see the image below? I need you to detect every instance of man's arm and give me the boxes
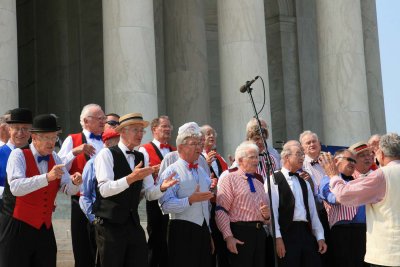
[79,160,96,223]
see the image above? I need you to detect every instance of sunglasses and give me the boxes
[336,156,357,164]
[106,120,119,126]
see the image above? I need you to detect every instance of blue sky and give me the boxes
[377,0,400,134]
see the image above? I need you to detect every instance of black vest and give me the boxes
[274,171,311,234]
[94,146,144,224]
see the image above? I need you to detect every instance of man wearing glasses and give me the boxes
[319,149,367,267]
[0,114,82,266]
[105,113,120,130]
[0,108,33,207]
[58,103,106,267]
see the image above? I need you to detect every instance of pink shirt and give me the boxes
[216,168,268,239]
[328,161,400,206]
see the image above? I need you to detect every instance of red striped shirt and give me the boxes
[216,168,268,239]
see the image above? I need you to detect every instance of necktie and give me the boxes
[38,155,50,163]
[288,172,300,178]
[188,163,198,170]
[310,159,319,166]
[160,143,170,149]
[89,133,102,140]
[245,173,256,193]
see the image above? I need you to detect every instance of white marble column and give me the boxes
[103,0,158,130]
[0,0,18,113]
[218,0,271,156]
[316,0,371,146]
[164,0,211,134]
[361,0,386,134]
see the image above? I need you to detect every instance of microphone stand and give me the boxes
[246,86,278,267]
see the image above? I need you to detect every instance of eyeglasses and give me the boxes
[125,128,146,134]
[36,135,59,143]
[106,120,119,126]
[184,142,203,147]
[246,155,259,160]
[10,126,31,133]
[336,157,357,164]
[290,152,305,158]
[88,115,107,121]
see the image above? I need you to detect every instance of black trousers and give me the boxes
[318,208,330,267]
[0,213,57,267]
[228,222,267,267]
[329,224,369,267]
[278,222,321,267]
[95,218,148,267]
[71,195,95,267]
[168,219,212,267]
[210,202,229,267]
[146,200,169,267]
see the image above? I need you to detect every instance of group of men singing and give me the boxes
[0,104,399,267]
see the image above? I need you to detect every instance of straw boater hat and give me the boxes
[115,113,149,132]
[349,141,370,155]
[29,114,61,133]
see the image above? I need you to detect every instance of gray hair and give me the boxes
[0,116,8,125]
[246,117,267,133]
[200,124,217,137]
[379,133,400,158]
[281,141,301,163]
[176,122,202,146]
[368,134,381,145]
[235,141,259,163]
[299,130,319,144]
[79,104,102,128]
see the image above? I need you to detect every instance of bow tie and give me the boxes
[245,173,256,193]
[126,150,135,155]
[310,159,319,166]
[38,155,50,163]
[188,163,198,170]
[341,174,354,181]
[89,133,102,140]
[160,143,170,149]
[288,172,300,178]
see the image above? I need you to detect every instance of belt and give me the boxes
[231,221,264,229]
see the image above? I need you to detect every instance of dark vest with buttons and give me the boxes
[1,147,59,229]
[274,171,311,234]
[94,146,144,225]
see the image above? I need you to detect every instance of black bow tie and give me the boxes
[310,159,319,166]
[288,172,300,178]
[341,174,354,181]
[126,150,135,155]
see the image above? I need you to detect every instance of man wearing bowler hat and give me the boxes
[0,108,33,207]
[0,114,82,267]
[94,113,177,267]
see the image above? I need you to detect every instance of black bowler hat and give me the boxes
[7,108,33,124]
[30,114,62,133]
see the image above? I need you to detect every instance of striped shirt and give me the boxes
[303,154,326,193]
[319,174,359,227]
[258,147,281,179]
[216,168,268,239]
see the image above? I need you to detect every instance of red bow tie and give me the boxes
[160,143,170,149]
[188,163,198,170]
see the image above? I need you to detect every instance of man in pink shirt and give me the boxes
[320,133,400,267]
[216,141,270,267]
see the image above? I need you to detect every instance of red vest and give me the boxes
[13,149,60,229]
[69,133,87,175]
[141,142,176,166]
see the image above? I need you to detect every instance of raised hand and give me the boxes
[206,150,217,166]
[319,152,339,178]
[188,185,214,205]
[160,172,178,192]
[71,172,83,185]
[72,143,96,157]
[47,164,65,182]
[126,161,154,185]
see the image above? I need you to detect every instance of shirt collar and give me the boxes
[118,141,135,155]
[152,139,161,148]
[281,167,294,180]
[30,143,51,158]
[6,141,16,150]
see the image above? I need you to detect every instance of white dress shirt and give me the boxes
[6,143,80,196]
[94,141,163,200]
[58,129,104,171]
[267,167,324,240]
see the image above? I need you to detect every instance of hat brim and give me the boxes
[7,120,33,124]
[353,147,371,155]
[115,120,149,132]
[30,126,62,133]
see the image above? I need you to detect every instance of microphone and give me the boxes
[239,76,260,93]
